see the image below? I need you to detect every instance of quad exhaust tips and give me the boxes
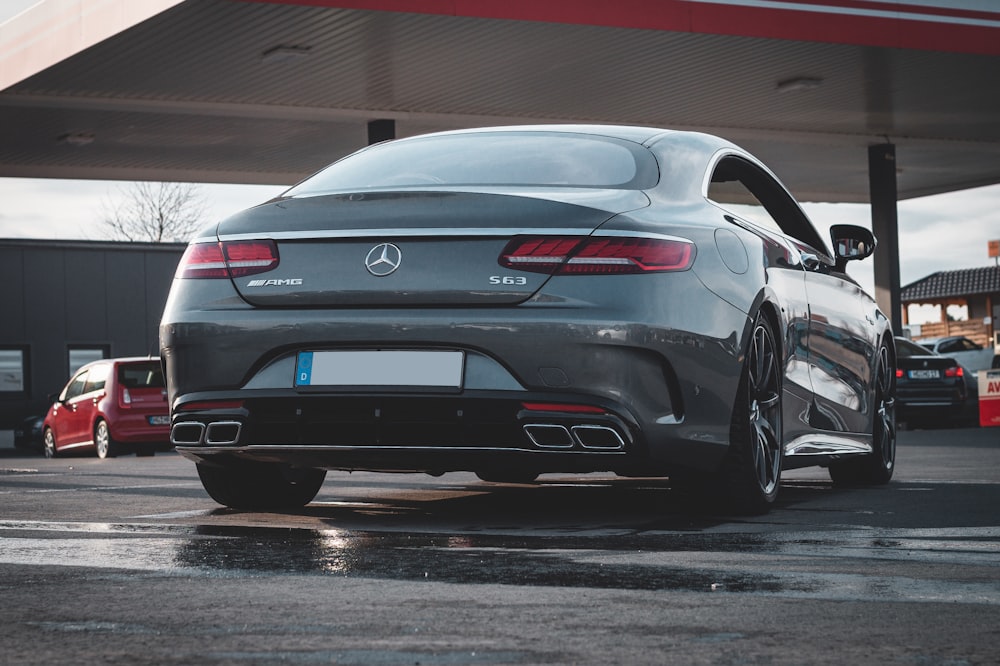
[171,418,622,450]
[170,420,242,446]
[523,423,625,450]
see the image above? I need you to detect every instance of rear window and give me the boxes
[118,362,164,389]
[939,338,980,353]
[896,339,933,358]
[286,132,658,195]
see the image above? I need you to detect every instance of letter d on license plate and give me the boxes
[295,350,464,388]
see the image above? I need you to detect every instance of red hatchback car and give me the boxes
[43,357,171,458]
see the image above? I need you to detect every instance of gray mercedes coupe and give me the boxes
[160,125,896,514]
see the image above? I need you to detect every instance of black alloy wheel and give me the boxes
[830,341,896,485]
[722,313,783,514]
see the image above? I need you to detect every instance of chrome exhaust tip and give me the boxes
[205,421,242,446]
[523,424,574,449]
[170,422,205,446]
[571,425,625,450]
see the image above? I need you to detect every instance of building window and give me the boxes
[68,346,109,375]
[0,347,28,394]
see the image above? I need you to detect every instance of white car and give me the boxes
[918,336,997,375]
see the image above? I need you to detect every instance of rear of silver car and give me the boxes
[159,128,752,509]
[161,199,739,467]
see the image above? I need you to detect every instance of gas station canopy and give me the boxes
[3,0,1000,334]
[1,0,999,203]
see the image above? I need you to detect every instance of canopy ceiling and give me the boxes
[1,0,999,203]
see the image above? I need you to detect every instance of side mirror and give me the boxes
[830,224,876,271]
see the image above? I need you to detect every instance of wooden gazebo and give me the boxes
[901,266,1000,348]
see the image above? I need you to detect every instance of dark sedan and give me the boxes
[13,415,44,452]
[895,337,977,426]
[160,125,895,514]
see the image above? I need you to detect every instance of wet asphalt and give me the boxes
[1,426,998,664]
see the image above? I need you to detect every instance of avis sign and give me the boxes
[980,370,1000,427]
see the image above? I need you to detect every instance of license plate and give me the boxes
[295,350,464,388]
[148,415,170,425]
[908,369,940,379]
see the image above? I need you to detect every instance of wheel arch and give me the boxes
[739,290,785,363]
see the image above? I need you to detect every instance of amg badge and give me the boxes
[246,278,304,287]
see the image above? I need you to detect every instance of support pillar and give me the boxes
[869,143,902,335]
[368,119,395,145]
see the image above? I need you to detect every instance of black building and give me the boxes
[0,239,184,428]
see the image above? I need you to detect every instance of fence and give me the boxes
[910,320,991,348]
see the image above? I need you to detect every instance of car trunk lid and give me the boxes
[217,190,648,307]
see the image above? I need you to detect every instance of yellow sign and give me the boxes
[990,239,1000,258]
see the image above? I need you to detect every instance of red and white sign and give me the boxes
[980,370,1000,428]
[243,0,1000,56]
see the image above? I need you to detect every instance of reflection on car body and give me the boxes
[160,125,896,514]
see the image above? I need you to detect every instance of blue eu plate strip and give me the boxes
[296,351,313,386]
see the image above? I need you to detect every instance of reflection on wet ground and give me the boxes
[3,453,1000,608]
[2,516,999,604]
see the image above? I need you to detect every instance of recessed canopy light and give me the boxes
[776,76,824,93]
[57,132,95,146]
[261,45,312,63]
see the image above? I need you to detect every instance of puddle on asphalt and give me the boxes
[3,520,1000,603]
[0,523,798,594]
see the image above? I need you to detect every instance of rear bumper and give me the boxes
[169,390,668,475]
[107,411,171,443]
[161,273,748,474]
[896,385,967,411]
[168,386,732,476]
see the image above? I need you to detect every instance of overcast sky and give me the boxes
[1,176,997,299]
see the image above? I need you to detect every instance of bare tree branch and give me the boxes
[101,182,207,242]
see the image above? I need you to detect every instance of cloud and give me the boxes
[801,183,1000,290]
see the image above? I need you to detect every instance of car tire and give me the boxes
[94,420,118,459]
[718,312,783,515]
[43,427,57,459]
[475,469,539,484]
[196,461,327,510]
[829,340,896,486]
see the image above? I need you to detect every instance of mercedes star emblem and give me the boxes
[365,242,402,277]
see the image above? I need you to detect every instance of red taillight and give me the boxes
[224,240,280,277]
[176,243,228,279]
[176,241,279,279]
[499,236,694,274]
[502,238,581,273]
[895,369,904,378]
[521,402,607,414]
[944,366,964,378]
